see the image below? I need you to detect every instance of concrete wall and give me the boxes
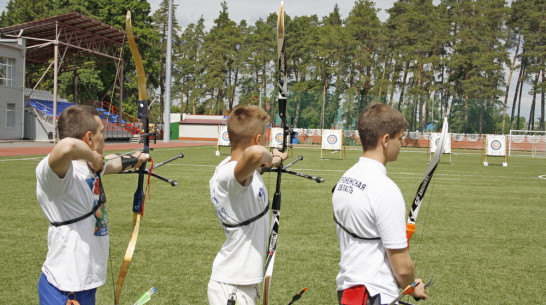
[24,111,52,141]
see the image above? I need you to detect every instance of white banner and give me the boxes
[217,125,230,146]
[430,132,452,154]
[486,135,506,156]
[321,129,343,150]
[270,127,284,149]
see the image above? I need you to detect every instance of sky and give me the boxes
[0,0,399,26]
[149,0,397,29]
[0,0,534,122]
[149,0,531,123]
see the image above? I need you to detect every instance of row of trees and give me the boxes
[1,0,544,134]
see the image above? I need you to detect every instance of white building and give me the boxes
[0,38,25,140]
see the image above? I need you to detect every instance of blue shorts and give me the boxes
[38,273,97,305]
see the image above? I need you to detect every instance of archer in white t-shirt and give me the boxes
[36,105,149,305]
[208,105,286,305]
[332,103,428,305]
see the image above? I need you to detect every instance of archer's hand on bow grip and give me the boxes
[410,279,428,301]
[133,152,151,168]
[271,149,288,168]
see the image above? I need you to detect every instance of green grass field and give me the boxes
[1,145,544,304]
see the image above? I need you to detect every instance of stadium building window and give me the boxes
[0,56,15,87]
[7,103,15,128]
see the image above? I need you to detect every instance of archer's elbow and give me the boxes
[386,247,416,286]
[394,262,415,278]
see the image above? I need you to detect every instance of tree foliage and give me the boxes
[1,0,544,132]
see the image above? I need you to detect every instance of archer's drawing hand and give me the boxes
[133,152,151,168]
[89,150,105,173]
[411,278,428,301]
[271,149,288,167]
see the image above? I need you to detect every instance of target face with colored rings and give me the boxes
[327,135,338,144]
[275,133,283,142]
[222,132,229,141]
[490,140,502,150]
[435,138,440,146]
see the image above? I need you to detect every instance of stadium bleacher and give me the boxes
[28,99,74,116]
[25,90,136,141]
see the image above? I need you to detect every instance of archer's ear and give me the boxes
[83,131,94,148]
[254,133,263,145]
[380,133,390,148]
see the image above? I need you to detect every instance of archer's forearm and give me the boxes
[386,247,416,289]
[104,153,149,175]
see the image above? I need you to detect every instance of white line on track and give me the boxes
[168,164,543,180]
[168,164,215,168]
[0,157,42,162]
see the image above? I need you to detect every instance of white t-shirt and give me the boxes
[332,157,407,304]
[209,157,269,285]
[36,155,109,291]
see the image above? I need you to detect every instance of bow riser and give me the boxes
[134,99,149,214]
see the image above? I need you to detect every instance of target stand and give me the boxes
[482,134,508,166]
[428,132,452,164]
[320,129,345,160]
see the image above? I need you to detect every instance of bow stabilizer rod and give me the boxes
[120,153,184,186]
[262,165,324,183]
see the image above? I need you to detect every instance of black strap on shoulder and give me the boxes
[50,204,101,227]
[333,213,381,241]
[222,204,270,228]
[50,175,106,227]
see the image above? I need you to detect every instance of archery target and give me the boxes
[490,140,502,150]
[270,127,284,148]
[218,126,230,146]
[430,133,451,154]
[322,129,343,150]
[486,135,506,156]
